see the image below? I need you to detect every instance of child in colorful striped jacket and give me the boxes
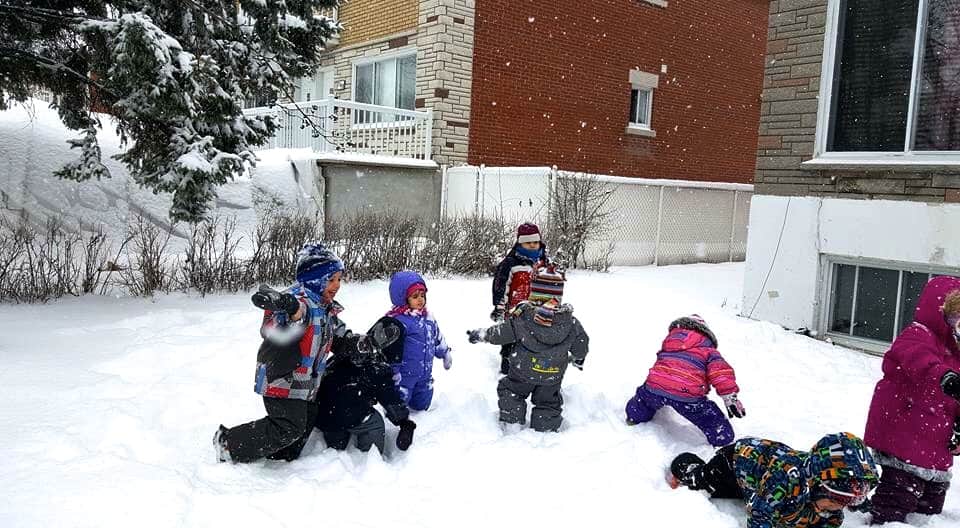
[625,314,745,446]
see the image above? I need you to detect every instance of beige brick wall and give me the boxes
[319,0,476,166]
[756,0,960,203]
[339,0,418,46]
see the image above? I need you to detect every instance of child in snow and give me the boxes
[669,432,879,528]
[864,275,960,524]
[467,266,588,432]
[491,222,550,374]
[625,315,744,447]
[386,270,452,411]
[213,242,364,463]
[314,317,417,454]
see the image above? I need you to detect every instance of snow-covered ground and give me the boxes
[1,263,957,527]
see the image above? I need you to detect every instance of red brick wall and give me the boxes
[467,0,767,184]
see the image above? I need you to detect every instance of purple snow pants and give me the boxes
[870,464,950,524]
[625,385,734,447]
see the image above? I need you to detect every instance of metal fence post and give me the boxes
[475,164,485,216]
[654,185,665,266]
[729,190,739,262]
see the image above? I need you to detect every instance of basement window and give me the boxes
[626,69,659,137]
[823,257,959,352]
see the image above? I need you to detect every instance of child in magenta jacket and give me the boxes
[625,315,745,446]
[864,275,960,524]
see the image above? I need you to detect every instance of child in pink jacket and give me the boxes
[625,315,745,446]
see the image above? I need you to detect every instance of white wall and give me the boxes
[742,195,960,332]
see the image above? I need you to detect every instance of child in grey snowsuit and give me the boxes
[467,266,588,432]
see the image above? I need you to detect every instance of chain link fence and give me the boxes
[443,166,752,266]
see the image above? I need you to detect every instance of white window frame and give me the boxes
[626,69,658,137]
[629,88,654,129]
[351,47,417,107]
[817,254,960,354]
[808,0,960,168]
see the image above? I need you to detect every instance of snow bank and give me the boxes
[0,101,320,251]
[1,263,955,527]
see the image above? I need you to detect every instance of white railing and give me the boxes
[243,99,433,161]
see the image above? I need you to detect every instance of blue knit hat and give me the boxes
[295,242,344,298]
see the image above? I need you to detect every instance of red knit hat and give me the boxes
[517,222,541,244]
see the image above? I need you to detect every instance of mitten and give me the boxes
[466,329,485,344]
[251,285,300,316]
[722,393,746,419]
[443,350,453,370]
[490,307,505,322]
[949,418,960,456]
[396,419,416,451]
[570,357,585,370]
[941,371,960,401]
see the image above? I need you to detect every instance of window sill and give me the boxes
[625,125,656,138]
[642,0,668,7]
[823,332,888,356]
[802,153,960,171]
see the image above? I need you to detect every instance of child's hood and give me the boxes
[517,304,576,345]
[913,275,960,351]
[389,270,426,307]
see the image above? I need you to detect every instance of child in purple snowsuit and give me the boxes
[864,275,960,524]
[386,270,452,411]
[625,315,745,446]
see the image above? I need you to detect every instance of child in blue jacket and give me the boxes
[386,270,452,410]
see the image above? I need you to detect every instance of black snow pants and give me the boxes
[497,376,563,432]
[225,397,318,463]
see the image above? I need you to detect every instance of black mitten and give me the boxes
[941,371,960,401]
[396,419,417,451]
[466,329,485,344]
[251,285,300,316]
[949,417,960,456]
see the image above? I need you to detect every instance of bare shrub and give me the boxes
[324,210,423,281]
[546,173,616,270]
[178,216,249,295]
[118,215,175,297]
[80,224,112,295]
[423,213,512,276]
[0,215,91,302]
[247,212,322,286]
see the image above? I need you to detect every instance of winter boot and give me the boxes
[213,424,231,463]
[669,452,706,489]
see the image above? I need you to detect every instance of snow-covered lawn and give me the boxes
[1,263,956,527]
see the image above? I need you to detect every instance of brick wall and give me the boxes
[338,0,418,46]
[319,0,475,166]
[756,0,960,203]
[466,0,768,184]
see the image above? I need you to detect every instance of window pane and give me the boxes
[828,0,919,151]
[375,59,397,107]
[898,271,929,333]
[398,55,417,110]
[630,89,649,126]
[830,263,856,334]
[913,0,960,151]
[853,266,899,341]
[356,64,374,104]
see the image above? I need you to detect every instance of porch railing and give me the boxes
[243,99,433,161]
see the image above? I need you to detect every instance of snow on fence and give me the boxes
[443,166,752,266]
[243,99,433,161]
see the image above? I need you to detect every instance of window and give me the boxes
[354,53,416,110]
[824,258,959,349]
[627,69,659,136]
[819,0,960,157]
[629,88,653,128]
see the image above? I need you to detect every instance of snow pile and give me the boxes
[1,263,956,527]
[0,101,320,249]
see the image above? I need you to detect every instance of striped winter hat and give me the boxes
[517,222,541,244]
[529,265,565,305]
